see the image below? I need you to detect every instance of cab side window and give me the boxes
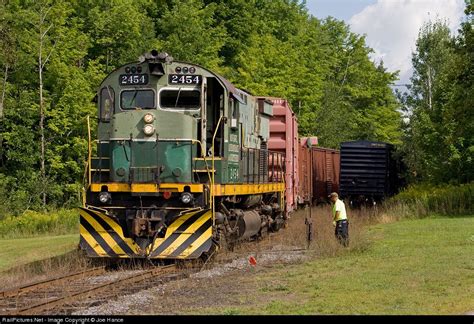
[100,87,115,122]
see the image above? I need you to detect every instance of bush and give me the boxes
[0,209,79,238]
[383,182,474,219]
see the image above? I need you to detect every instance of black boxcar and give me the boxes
[339,140,399,204]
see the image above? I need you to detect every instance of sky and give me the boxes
[306,0,466,86]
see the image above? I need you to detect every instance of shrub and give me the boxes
[0,209,79,238]
[383,182,474,219]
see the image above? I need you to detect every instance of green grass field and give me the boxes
[0,234,79,272]
[206,216,474,315]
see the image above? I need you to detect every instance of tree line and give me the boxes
[0,0,471,215]
[400,1,473,185]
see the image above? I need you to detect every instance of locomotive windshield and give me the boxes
[160,89,200,109]
[120,89,155,109]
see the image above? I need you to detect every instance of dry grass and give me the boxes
[213,204,379,264]
[0,250,94,291]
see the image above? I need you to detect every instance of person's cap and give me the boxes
[328,192,338,198]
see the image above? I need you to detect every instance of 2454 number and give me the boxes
[169,74,202,85]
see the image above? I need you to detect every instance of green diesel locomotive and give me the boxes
[80,50,286,260]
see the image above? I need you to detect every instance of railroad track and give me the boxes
[0,264,182,315]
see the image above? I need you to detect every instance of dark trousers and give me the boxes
[335,220,349,247]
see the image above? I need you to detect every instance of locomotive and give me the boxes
[80,50,287,260]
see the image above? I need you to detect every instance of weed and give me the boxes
[0,209,78,238]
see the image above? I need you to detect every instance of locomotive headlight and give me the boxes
[99,191,111,204]
[143,113,155,124]
[143,124,155,136]
[180,192,193,204]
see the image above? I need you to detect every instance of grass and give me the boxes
[0,234,79,273]
[189,215,474,315]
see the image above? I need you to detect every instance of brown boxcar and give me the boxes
[266,97,299,214]
[297,137,318,205]
[312,147,340,204]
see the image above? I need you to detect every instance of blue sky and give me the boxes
[304,0,465,86]
[306,0,376,21]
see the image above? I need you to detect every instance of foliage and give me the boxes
[156,0,226,71]
[400,5,473,184]
[384,182,474,218]
[0,209,78,238]
[0,0,469,217]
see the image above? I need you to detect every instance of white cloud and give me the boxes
[348,0,465,85]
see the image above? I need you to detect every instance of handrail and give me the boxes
[210,115,225,226]
[82,161,88,207]
[87,116,92,187]
[192,139,213,208]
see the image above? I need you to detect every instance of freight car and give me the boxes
[265,98,299,214]
[311,147,340,204]
[339,140,399,205]
[294,140,340,206]
[81,51,288,260]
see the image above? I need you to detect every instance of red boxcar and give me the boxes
[312,147,340,204]
[266,98,299,214]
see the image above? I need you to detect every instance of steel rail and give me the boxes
[0,267,106,299]
[2,264,177,315]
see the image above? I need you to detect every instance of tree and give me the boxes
[401,15,472,184]
[445,0,474,183]
[155,0,226,70]
[0,0,409,215]
[86,0,156,72]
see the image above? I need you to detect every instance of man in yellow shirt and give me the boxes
[329,192,349,247]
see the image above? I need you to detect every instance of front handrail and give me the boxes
[87,116,92,187]
[192,139,212,208]
[210,116,225,225]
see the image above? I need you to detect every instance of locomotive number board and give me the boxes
[169,74,202,85]
[119,74,149,85]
